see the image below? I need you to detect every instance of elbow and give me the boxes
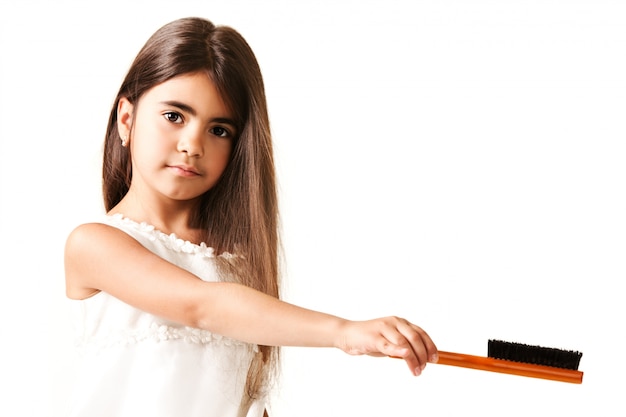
[178,285,220,332]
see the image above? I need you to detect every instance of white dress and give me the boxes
[66,214,266,417]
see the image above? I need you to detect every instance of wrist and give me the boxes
[330,317,351,351]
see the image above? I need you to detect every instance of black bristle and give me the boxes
[488,339,582,370]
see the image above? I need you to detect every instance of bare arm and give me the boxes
[65,223,438,375]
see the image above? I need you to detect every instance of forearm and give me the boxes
[195,281,347,347]
[194,283,440,377]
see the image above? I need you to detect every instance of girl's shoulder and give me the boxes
[67,214,231,259]
[64,215,225,300]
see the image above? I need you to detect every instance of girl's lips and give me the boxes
[168,165,200,177]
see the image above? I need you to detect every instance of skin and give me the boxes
[64,71,439,376]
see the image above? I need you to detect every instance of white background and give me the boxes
[1,1,624,415]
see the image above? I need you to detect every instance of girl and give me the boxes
[64,17,438,417]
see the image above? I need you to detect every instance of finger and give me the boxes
[387,321,438,375]
[405,323,439,363]
[376,321,425,375]
[398,329,429,375]
[373,334,411,359]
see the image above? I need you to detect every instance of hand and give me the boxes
[335,316,438,376]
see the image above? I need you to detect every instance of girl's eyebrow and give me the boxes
[160,100,197,115]
[160,100,236,126]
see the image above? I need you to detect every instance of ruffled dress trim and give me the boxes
[106,213,236,259]
[77,322,258,352]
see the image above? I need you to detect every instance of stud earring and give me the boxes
[121,135,127,147]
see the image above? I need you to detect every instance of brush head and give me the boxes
[488,339,583,370]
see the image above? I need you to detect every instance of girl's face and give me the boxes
[118,71,236,204]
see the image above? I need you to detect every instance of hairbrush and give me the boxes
[435,339,583,383]
[397,339,583,383]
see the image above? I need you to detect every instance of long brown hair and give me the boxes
[102,17,280,402]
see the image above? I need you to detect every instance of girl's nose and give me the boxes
[177,130,204,157]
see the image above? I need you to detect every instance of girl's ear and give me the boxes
[117,97,134,144]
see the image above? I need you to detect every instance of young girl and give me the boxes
[64,17,438,417]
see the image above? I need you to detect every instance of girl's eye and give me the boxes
[164,112,183,124]
[211,126,230,138]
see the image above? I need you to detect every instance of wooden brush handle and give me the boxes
[436,350,583,384]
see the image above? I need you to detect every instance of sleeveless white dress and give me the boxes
[65,214,267,417]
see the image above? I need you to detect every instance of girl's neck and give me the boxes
[109,193,203,244]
